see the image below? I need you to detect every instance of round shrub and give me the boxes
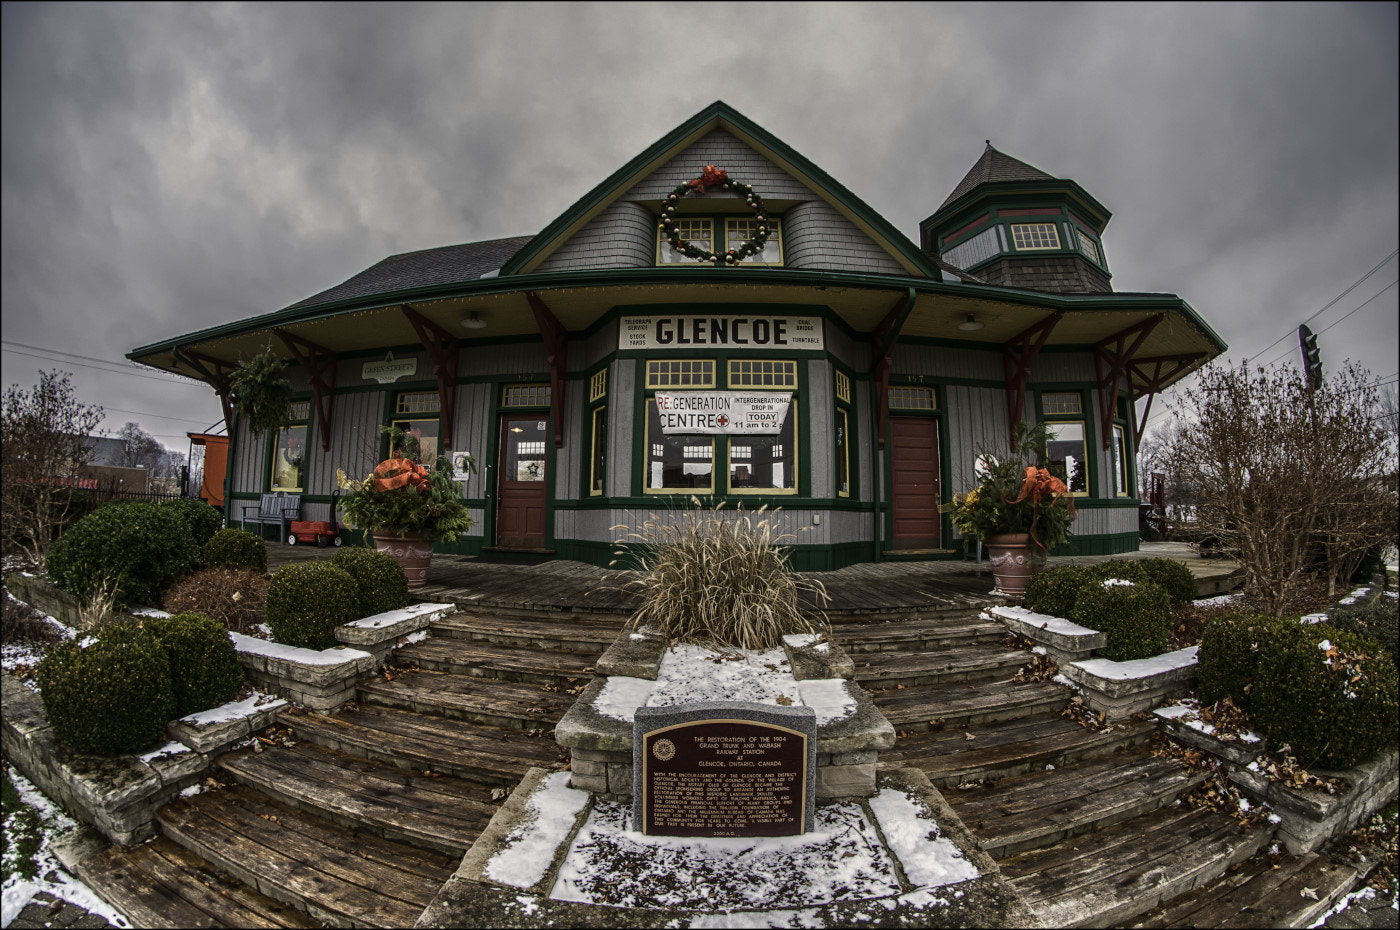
[203,528,267,574]
[45,500,201,609]
[265,561,359,650]
[160,498,224,549]
[1088,558,1197,606]
[332,547,409,618]
[1252,622,1399,770]
[1326,597,1399,668]
[142,611,244,717]
[36,622,176,756]
[1071,578,1171,661]
[1196,610,1291,711]
[1022,565,1097,619]
[164,567,268,636]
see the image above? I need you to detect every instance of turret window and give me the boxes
[1077,230,1101,264]
[1010,223,1061,251]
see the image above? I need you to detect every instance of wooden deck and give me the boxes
[266,541,1242,616]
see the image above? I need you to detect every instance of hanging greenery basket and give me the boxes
[230,347,293,437]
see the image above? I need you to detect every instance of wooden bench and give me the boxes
[240,492,302,543]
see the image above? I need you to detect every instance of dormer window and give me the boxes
[657,216,782,266]
[1009,223,1061,251]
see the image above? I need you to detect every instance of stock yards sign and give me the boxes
[619,315,824,351]
[655,392,792,435]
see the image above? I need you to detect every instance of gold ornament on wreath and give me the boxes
[659,165,771,265]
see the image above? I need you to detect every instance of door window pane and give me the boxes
[505,420,548,481]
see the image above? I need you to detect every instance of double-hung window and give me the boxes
[656,216,783,266]
[271,401,310,492]
[1040,392,1089,495]
[390,391,441,465]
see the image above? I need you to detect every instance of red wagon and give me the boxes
[287,490,343,547]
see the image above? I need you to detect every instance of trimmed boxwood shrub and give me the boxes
[332,547,409,618]
[45,500,201,609]
[203,528,267,573]
[265,561,359,650]
[1071,579,1171,661]
[1196,610,1292,712]
[1022,565,1098,619]
[1252,623,1399,770]
[1324,597,1399,670]
[160,498,224,549]
[36,621,176,756]
[143,611,243,717]
[1090,558,1197,606]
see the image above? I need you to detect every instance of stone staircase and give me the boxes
[70,608,624,928]
[835,606,1352,929]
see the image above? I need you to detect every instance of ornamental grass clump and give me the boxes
[615,501,828,650]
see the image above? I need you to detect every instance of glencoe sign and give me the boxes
[655,392,792,434]
[619,315,823,351]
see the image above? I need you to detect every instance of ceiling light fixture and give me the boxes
[957,313,985,332]
[462,311,487,330]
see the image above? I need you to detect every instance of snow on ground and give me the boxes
[177,690,285,727]
[1,768,132,930]
[227,631,371,665]
[592,644,855,725]
[483,772,591,889]
[1154,699,1262,743]
[689,907,824,928]
[343,602,452,629]
[1193,592,1244,609]
[136,741,191,764]
[550,799,901,910]
[987,606,1099,636]
[1072,646,1198,681]
[865,788,979,888]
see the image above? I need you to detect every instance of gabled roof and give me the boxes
[500,100,937,278]
[937,143,1057,213]
[283,236,534,312]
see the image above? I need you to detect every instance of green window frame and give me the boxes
[1112,423,1129,498]
[1009,222,1061,251]
[269,400,310,492]
[588,367,607,497]
[1039,391,1091,497]
[389,391,441,465]
[834,368,854,500]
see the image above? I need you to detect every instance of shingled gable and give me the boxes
[500,100,937,278]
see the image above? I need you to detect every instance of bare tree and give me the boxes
[114,421,163,469]
[1163,361,1398,613]
[1,371,105,565]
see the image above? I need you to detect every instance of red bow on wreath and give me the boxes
[371,458,431,493]
[687,165,729,193]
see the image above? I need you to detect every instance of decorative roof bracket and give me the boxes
[400,305,460,451]
[1002,313,1061,446]
[872,288,917,448]
[1093,316,1162,450]
[176,348,236,435]
[274,329,338,453]
[526,292,569,448]
[1125,352,1207,447]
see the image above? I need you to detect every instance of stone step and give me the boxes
[850,644,1029,688]
[70,835,321,929]
[156,784,459,928]
[881,714,1156,788]
[945,745,1211,858]
[358,666,573,729]
[1000,805,1272,929]
[869,677,1069,728]
[282,704,566,787]
[218,740,499,857]
[1130,848,1362,928]
[395,637,598,687]
[429,612,625,653]
[830,615,1010,652]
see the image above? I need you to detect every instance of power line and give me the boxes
[2,346,201,385]
[1256,279,1399,369]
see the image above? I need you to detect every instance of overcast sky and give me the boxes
[3,2,1396,459]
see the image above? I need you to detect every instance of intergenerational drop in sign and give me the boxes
[654,392,792,435]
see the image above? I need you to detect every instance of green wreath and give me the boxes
[658,165,771,266]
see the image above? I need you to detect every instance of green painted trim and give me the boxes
[560,538,872,572]
[1052,531,1141,557]
[498,101,938,279]
[923,178,1113,238]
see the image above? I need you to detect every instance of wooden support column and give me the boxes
[1001,313,1061,445]
[525,292,569,448]
[1093,316,1162,449]
[177,348,236,435]
[871,288,917,448]
[400,305,460,451]
[1125,353,1206,446]
[273,330,338,453]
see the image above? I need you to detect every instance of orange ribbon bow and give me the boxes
[1006,466,1077,550]
[686,165,729,192]
[371,458,430,493]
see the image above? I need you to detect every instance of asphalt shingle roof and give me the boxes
[937,143,1057,213]
[283,235,535,311]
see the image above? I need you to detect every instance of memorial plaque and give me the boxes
[633,702,817,837]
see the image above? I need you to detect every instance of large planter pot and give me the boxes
[985,532,1046,598]
[372,531,434,588]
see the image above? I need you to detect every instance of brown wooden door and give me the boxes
[889,416,940,549]
[496,414,548,548]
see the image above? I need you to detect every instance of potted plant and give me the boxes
[229,346,294,436]
[336,428,476,587]
[948,422,1077,597]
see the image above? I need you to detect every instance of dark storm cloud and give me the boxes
[2,2,1396,447]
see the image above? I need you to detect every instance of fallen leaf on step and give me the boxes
[964,732,977,741]
[1300,887,1318,900]
[491,787,508,801]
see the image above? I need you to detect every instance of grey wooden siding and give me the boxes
[335,352,432,390]
[229,418,261,500]
[582,506,864,549]
[822,317,865,373]
[460,341,549,379]
[854,379,875,504]
[306,389,386,495]
[1070,506,1137,536]
[1029,351,1095,382]
[537,200,656,272]
[625,130,814,201]
[782,201,906,275]
[943,385,1010,495]
[555,379,584,503]
[891,344,1003,381]
[609,360,636,498]
[940,227,999,270]
[450,382,493,499]
[806,358,834,499]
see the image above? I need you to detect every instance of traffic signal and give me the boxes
[1299,324,1322,389]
